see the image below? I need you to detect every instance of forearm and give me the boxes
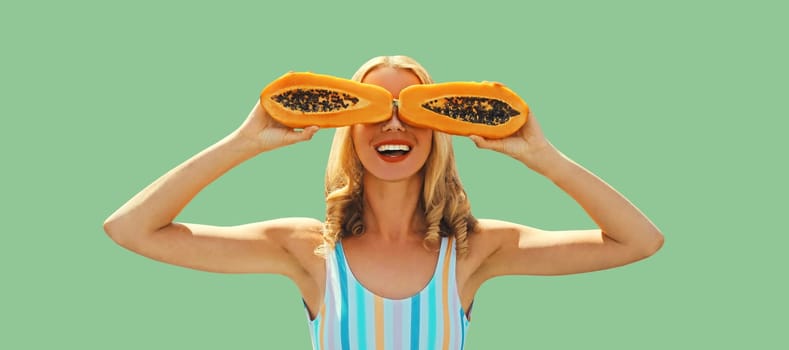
[104,131,261,234]
[525,147,663,253]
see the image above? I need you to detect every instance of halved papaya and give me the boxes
[260,72,393,128]
[398,82,529,139]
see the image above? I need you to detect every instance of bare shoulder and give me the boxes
[461,219,528,278]
[455,219,534,305]
[265,217,326,273]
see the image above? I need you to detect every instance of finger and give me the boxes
[469,135,484,148]
[286,126,320,144]
[302,126,320,140]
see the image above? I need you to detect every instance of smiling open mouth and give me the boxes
[376,144,411,158]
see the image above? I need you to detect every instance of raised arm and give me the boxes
[469,111,664,277]
[103,100,322,276]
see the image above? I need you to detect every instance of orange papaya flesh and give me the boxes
[398,82,528,139]
[260,72,393,128]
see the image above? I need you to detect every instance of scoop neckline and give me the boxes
[336,237,447,302]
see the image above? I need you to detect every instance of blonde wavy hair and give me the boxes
[318,55,477,258]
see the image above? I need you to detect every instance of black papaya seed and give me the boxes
[272,89,360,113]
[421,96,519,125]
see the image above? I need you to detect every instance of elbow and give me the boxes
[103,218,125,245]
[639,229,664,259]
[614,229,664,261]
[103,216,137,248]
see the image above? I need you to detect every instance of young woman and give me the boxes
[104,55,663,349]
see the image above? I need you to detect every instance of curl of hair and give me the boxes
[316,55,478,258]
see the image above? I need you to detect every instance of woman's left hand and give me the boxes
[469,111,558,171]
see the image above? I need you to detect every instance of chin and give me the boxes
[361,157,422,180]
[367,169,424,183]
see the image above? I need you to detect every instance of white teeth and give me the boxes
[376,144,411,152]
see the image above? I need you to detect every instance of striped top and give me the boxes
[305,236,470,350]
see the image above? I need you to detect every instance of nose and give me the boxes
[382,99,406,132]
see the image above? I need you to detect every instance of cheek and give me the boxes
[350,125,369,148]
[350,125,374,160]
[417,129,434,148]
[412,130,434,164]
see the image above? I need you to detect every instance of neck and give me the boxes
[361,172,426,243]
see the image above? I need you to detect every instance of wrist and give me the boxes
[519,145,571,179]
[224,130,266,158]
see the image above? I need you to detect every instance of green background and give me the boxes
[2,0,786,348]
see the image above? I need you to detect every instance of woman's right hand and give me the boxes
[234,100,320,153]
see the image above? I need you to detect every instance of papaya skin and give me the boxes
[398,81,529,139]
[260,72,394,128]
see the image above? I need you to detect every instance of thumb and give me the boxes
[469,134,505,153]
[469,135,491,148]
[289,126,320,143]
